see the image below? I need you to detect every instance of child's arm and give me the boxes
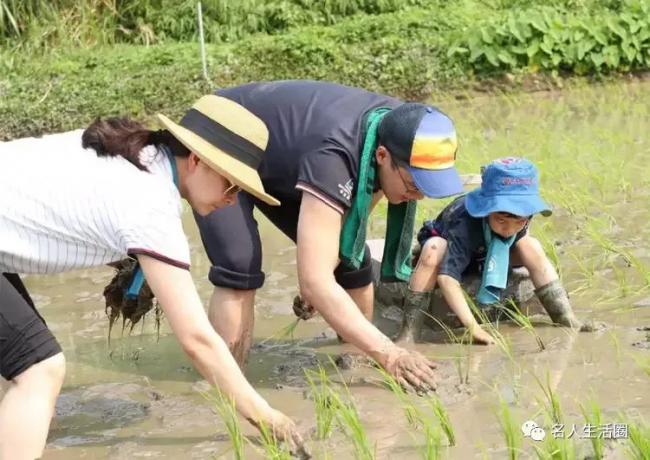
[437,274,496,345]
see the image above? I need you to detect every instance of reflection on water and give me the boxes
[3,81,649,459]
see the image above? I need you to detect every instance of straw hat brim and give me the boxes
[157,114,280,206]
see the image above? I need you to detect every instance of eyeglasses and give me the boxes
[396,166,420,196]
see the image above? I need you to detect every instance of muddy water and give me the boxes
[4,80,650,459]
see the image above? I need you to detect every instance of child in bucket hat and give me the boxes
[396,157,585,345]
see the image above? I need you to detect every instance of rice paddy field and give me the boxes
[4,79,650,459]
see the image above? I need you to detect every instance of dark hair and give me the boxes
[387,150,408,171]
[82,117,190,170]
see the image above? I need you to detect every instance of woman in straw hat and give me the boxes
[0,95,305,459]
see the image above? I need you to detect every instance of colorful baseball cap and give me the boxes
[465,157,552,218]
[378,103,463,198]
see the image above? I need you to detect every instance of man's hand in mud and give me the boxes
[384,348,438,394]
[292,295,316,321]
[249,408,311,459]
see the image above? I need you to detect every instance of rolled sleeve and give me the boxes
[296,144,356,213]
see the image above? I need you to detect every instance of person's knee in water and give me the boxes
[394,236,448,343]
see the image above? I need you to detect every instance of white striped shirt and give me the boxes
[0,130,190,274]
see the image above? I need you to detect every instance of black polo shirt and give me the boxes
[217,80,402,213]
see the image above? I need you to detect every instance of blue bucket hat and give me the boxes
[465,157,552,218]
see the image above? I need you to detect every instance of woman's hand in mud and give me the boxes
[384,348,438,394]
[292,295,316,320]
[471,326,496,345]
[249,408,311,459]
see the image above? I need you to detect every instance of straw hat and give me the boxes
[157,95,280,206]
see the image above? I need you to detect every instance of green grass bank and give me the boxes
[1,0,649,140]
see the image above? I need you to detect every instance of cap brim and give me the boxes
[465,189,552,218]
[409,166,464,198]
[157,113,280,206]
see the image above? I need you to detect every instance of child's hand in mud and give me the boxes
[249,408,311,459]
[384,348,438,394]
[292,295,316,320]
[471,326,496,345]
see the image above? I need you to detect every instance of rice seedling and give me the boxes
[259,318,302,345]
[631,354,650,378]
[425,311,472,384]
[325,356,375,459]
[329,391,375,460]
[465,294,515,363]
[426,396,456,447]
[535,222,562,278]
[533,432,577,460]
[569,253,596,290]
[375,366,445,458]
[606,329,623,365]
[304,366,336,439]
[533,371,563,425]
[626,419,650,460]
[496,398,521,460]
[579,399,604,460]
[256,421,293,460]
[586,221,650,286]
[529,371,578,460]
[201,389,245,460]
[503,299,545,351]
[375,365,419,427]
[611,262,630,297]
[420,420,443,460]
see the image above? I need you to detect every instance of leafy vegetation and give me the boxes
[0,0,431,49]
[449,1,650,75]
[2,0,650,140]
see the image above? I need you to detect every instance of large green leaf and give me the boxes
[527,39,540,57]
[484,47,499,67]
[577,40,595,60]
[591,52,604,68]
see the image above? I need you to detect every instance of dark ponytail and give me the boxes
[82,117,190,171]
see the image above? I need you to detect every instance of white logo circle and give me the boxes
[521,420,538,437]
[530,427,546,441]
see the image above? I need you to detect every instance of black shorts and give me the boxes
[193,192,373,291]
[0,273,62,380]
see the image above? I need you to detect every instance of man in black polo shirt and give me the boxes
[195,80,463,391]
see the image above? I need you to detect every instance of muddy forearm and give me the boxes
[303,278,397,367]
[137,255,272,423]
[181,330,272,420]
[437,274,481,330]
